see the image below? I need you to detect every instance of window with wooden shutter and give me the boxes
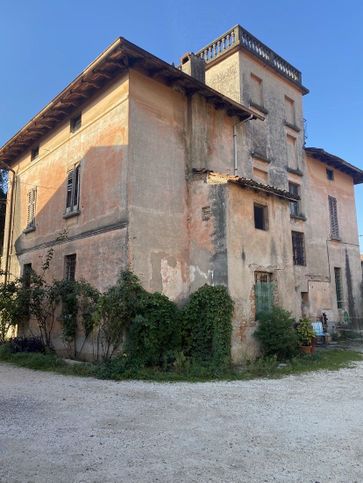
[334,267,343,309]
[26,188,37,228]
[65,165,80,214]
[255,272,274,318]
[328,196,339,239]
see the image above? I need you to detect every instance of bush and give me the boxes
[126,292,181,368]
[6,336,46,354]
[94,271,145,360]
[182,285,234,368]
[254,307,298,360]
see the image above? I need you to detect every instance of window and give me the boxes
[26,188,37,229]
[334,267,343,309]
[64,254,76,281]
[284,96,296,126]
[70,113,82,133]
[254,203,268,230]
[255,272,273,317]
[326,168,334,181]
[292,231,306,265]
[287,134,297,169]
[288,182,300,217]
[65,165,80,214]
[250,73,263,108]
[328,196,339,239]
[31,146,39,161]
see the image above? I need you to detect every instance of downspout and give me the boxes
[233,114,253,176]
[0,161,16,285]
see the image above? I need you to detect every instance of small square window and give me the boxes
[64,254,77,281]
[326,168,334,181]
[254,203,268,230]
[31,146,39,161]
[70,113,82,133]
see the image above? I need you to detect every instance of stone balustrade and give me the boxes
[196,25,302,86]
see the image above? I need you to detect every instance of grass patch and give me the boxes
[0,345,362,382]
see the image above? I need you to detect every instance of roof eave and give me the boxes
[0,38,262,164]
[305,147,363,185]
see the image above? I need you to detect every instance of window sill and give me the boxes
[249,101,268,115]
[290,214,307,222]
[286,166,303,177]
[63,209,80,220]
[330,236,341,242]
[23,225,36,234]
[284,121,301,133]
[251,151,271,163]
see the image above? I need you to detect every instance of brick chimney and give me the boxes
[180,52,205,83]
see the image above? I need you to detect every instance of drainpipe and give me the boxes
[233,115,253,176]
[0,161,16,285]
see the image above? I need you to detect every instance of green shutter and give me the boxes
[255,281,274,317]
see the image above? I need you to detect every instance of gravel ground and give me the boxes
[1,363,363,483]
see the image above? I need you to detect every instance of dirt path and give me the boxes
[1,362,363,482]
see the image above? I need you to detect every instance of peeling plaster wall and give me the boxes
[127,70,239,301]
[226,182,295,363]
[302,155,362,324]
[204,50,305,190]
[5,73,130,289]
[127,70,190,300]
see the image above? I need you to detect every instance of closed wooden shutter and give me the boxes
[328,196,339,239]
[27,188,37,227]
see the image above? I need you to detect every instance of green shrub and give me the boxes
[254,306,298,360]
[94,271,145,360]
[126,292,181,367]
[182,285,233,368]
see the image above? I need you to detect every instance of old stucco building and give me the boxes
[1,25,362,361]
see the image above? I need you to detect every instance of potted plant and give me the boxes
[296,318,315,354]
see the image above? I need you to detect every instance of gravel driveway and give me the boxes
[1,362,363,483]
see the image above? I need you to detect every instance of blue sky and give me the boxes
[1,0,362,249]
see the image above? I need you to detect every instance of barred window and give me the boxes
[328,196,339,239]
[64,254,76,281]
[292,231,306,266]
[334,267,343,309]
[26,188,37,228]
[66,165,80,214]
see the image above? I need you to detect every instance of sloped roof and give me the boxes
[0,38,263,165]
[195,169,299,201]
[305,147,363,185]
